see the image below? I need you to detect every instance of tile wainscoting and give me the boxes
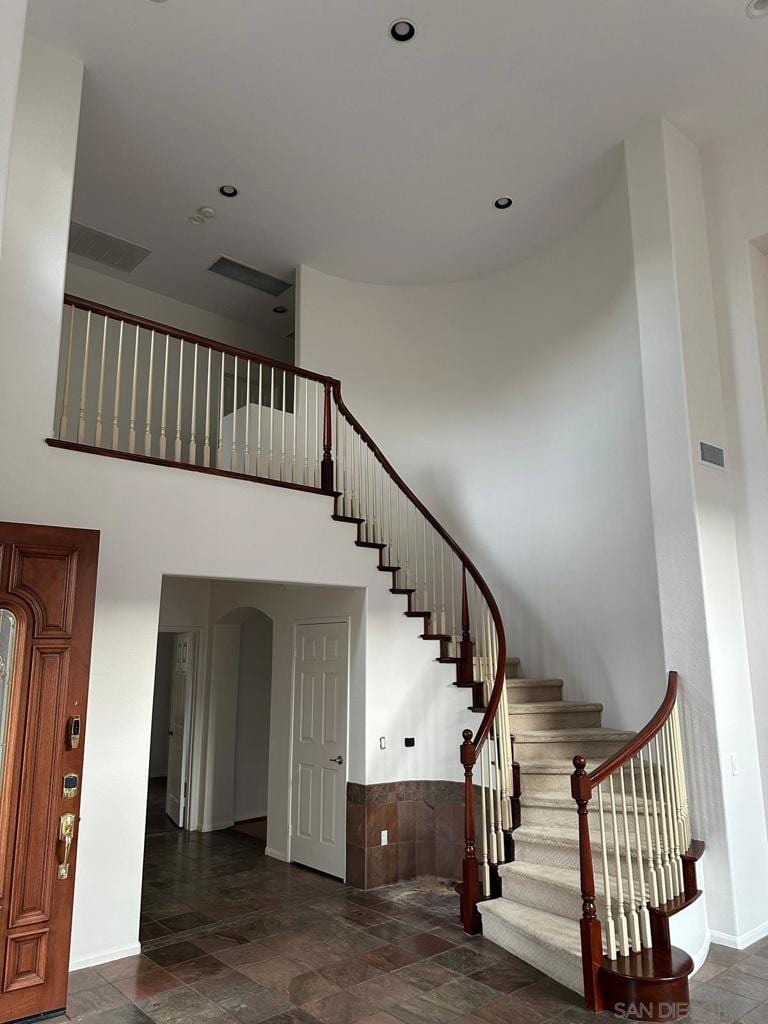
[346,781,467,889]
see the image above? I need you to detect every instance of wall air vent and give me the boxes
[208,256,290,296]
[68,222,151,273]
[700,442,726,469]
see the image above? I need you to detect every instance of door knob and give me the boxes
[329,755,344,765]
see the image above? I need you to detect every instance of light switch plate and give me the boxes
[381,830,388,846]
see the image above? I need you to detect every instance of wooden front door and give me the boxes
[0,522,98,1024]
[290,620,348,879]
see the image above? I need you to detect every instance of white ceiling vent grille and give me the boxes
[208,256,290,296]
[68,222,151,273]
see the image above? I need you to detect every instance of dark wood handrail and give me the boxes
[63,293,339,385]
[332,381,507,752]
[587,671,678,791]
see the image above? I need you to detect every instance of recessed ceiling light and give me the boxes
[273,305,288,315]
[219,185,239,198]
[747,0,768,16]
[494,197,513,210]
[390,19,416,42]
[189,215,205,225]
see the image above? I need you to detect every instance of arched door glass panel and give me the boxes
[0,610,18,785]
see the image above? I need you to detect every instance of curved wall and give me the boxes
[298,169,666,731]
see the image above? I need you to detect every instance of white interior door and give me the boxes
[291,620,348,878]
[166,632,194,826]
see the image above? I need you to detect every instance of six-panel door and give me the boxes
[0,523,99,1024]
[290,621,348,879]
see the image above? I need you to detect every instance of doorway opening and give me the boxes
[140,577,360,951]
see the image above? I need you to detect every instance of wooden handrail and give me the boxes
[588,671,678,790]
[332,381,507,751]
[63,293,338,385]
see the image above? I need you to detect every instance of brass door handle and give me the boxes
[58,813,76,880]
[329,755,344,764]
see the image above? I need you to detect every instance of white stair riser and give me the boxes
[521,801,657,830]
[479,905,584,995]
[515,738,625,760]
[501,874,600,921]
[507,682,563,704]
[520,771,572,796]
[510,708,602,731]
[515,836,654,872]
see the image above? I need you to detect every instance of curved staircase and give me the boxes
[49,294,705,1021]
[478,657,633,994]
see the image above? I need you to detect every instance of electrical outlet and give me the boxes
[379,736,386,750]
[381,829,388,846]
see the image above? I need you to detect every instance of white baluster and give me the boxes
[422,517,429,612]
[59,304,76,439]
[303,376,309,485]
[144,329,155,457]
[129,324,139,454]
[646,740,668,905]
[78,310,92,444]
[94,316,107,447]
[112,320,124,450]
[673,705,690,851]
[280,369,287,480]
[244,360,251,474]
[175,340,184,463]
[598,783,618,959]
[639,747,659,907]
[619,765,641,950]
[608,774,630,957]
[159,333,169,460]
[662,723,683,894]
[654,735,674,899]
[292,373,298,483]
[189,344,198,465]
[256,362,263,476]
[479,734,490,895]
[203,347,212,467]
[629,757,652,946]
[231,354,238,472]
[314,381,320,487]
[269,369,275,478]
[217,351,225,469]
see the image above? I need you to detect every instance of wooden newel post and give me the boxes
[320,382,335,493]
[571,755,604,1012]
[460,729,482,934]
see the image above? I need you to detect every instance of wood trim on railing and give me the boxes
[45,438,339,497]
[588,672,679,791]
[332,381,507,751]
[63,294,338,385]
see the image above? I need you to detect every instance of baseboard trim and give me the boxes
[69,942,142,972]
[265,845,289,862]
[200,820,235,833]
[710,919,768,950]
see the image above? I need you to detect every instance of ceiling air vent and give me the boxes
[208,255,290,296]
[700,442,726,469]
[68,222,151,272]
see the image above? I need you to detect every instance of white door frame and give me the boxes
[157,627,201,830]
[287,616,351,873]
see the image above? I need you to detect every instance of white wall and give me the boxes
[0,0,27,258]
[149,633,174,778]
[235,612,272,822]
[66,261,291,364]
[298,169,666,733]
[0,38,469,971]
[698,122,768,841]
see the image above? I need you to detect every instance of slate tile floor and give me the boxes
[60,805,768,1023]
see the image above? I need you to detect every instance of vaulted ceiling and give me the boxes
[28,0,768,324]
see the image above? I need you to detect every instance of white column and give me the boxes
[625,118,768,945]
